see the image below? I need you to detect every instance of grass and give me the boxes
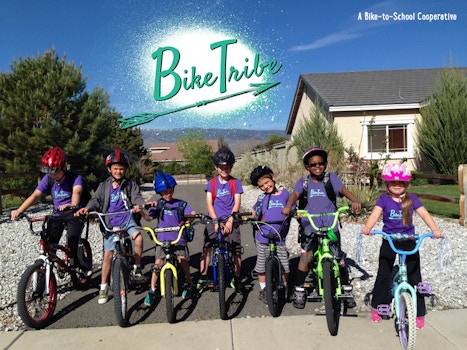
[409,184,460,219]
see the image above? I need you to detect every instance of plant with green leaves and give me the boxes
[178,130,214,178]
[416,66,467,175]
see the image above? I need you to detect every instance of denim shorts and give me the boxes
[103,217,139,252]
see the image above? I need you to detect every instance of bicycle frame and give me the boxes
[370,231,434,320]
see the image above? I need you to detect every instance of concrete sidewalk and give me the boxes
[1,309,465,350]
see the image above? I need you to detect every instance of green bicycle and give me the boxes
[293,206,353,336]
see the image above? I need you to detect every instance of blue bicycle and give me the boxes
[368,230,437,350]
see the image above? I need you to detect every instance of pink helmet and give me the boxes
[381,163,412,181]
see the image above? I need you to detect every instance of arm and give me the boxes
[282,191,300,216]
[361,205,383,235]
[11,189,44,220]
[416,206,443,238]
[59,184,83,211]
[340,186,362,214]
[224,193,241,234]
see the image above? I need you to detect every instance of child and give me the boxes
[282,146,361,309]
[11,147,91,276]
[198,147,244,292]
[361,163,443,329]
[76,148,146,304]
[142,171,196,305]
[250,165,292,303]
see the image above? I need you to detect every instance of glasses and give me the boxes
[307,162,327,168]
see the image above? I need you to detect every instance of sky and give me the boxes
[1,0,466,131]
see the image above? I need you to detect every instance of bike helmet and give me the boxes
[381,163,412,181]
[250,165,274,186]
[302,146,328,165]
[213,147,235,165]
[105,148,130,168]
[41,147,67,173]
[154,171,177,193]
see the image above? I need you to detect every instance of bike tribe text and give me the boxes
[152,39,282,101]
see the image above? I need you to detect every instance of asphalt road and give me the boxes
[43,183,356,329]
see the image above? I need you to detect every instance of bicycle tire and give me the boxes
[17,260,57,329]
[112,257,129,327]
[164,269,176,323]
[397,292,416,350]
[265,257,281,317]
[217,254,228,320]
[72,239,93,289]
[323,259,339,336]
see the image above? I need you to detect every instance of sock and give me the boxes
[259,282,266,290]
[296,270,308,286]
[100,283,108,291]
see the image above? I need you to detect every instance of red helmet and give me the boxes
[41,147,67,174]
[105,148,130,168]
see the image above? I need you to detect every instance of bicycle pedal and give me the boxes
[377,304,391,317]
[342,284,353,293]
[417,282,432,295]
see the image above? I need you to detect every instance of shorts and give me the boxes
[300,227,345,262]
[154,245,188,260]
[254,240,290,274]
[103,217,139,252]
[203,222,242,255]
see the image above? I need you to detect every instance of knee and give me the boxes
[132,232,143,245]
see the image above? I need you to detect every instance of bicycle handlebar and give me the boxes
[292,206,350,232]
[140,224,188,246]
[369,230,435,256]
[185,212,252,225]
[86,209,135,233]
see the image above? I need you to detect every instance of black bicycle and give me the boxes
[16,207,93,329]
[245,217,290,317]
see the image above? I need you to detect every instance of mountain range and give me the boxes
[141,128,289,154]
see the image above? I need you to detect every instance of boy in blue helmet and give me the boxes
[282,146,361,309]
[141,171,196,306]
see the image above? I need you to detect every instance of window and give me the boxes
[361,118,414,159]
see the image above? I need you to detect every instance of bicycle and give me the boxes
[16,207,93,329]
[86,208,146,327]
[197,212,251,320]
[139,218,198,323]
[292,206,354,336]
[366,230,438,350]
[245,217,290,317]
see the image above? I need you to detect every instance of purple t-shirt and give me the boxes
[108,183,129,227]
[37,173,84,212]
[148,199,194,245]
[252,189,290,245]
[375,193,423,235]
[293,172,344,232]
[205,177,243,217]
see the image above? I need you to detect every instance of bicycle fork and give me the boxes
[212,250,230,287]
[160,263,178,296]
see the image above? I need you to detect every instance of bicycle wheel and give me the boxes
[322,259,340,336]
[72,239,93,289]
[164,269,176,323]
[17,260,57,329]
[112,256,129,327]
[397,292,416,350]
[265,257,282,317]
[217,254,228,320]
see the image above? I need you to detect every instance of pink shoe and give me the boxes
[416,317,425,330]
[371,310,382,323]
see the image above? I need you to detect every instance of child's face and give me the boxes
[108,164,127,180]
[386,180,408,196]
[257,175,275,194]
[159,187,174,201]
[215,164,233,178]
[305,155,327,177]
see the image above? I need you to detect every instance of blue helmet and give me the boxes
[154,171,177,193]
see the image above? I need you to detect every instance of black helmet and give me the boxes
[213,147,235,165]
[302,146,328,165]
[106,148,130,168]
[250,166,274,186]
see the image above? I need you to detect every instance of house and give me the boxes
[149,139,219,163]
[286,68,467,170]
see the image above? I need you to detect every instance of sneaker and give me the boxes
[131,266,146,283]
[182,284,194,299]
[98,289,108,304]
[259,289,267,304]
[416,316,425,330]
[292,286,306,309]
[371,310,382,323]
[196,278,208,293]
[230,278,243,292]
[144,292,155,306]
